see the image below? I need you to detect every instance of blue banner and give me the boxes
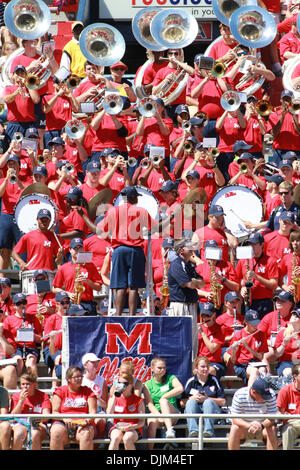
[64,316,193,387]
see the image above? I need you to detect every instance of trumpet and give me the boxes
[65,163,75,174]
[67,74,81,90]
[209,147,220,159]
[137,97,156,117]
[9,170,17,184]
[37,154,50,165]
[127,157,137,167]
[211,61,227,78]
[102,93,123,115]
[140,158,150,169]
[65,119,86,140]
[13,132,23,143]
[150,154,163,165]
[239,162,249,174]
[182,121,191,132]
[289,100,300,115]
[183,141,194,153]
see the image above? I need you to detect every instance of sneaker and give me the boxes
[165,427,176,438]
[203,430,214,438]
[189,431,198,438]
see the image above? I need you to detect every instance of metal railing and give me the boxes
[1,412,299,450]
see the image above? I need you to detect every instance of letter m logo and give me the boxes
[105,323,152,354]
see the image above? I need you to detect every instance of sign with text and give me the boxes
[62,316,193,386]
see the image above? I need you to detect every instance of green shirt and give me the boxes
[145,374,178,411]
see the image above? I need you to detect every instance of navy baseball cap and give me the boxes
[175,104,189,115]
[292,308,300,318]
[86,161,100,173]
[162,237,175,248]
[237,152,255,162]
[205,239,219,248]
[155,98,165,107]
[144,144,153,154]
[273,290,294,302]
[224,291,240,302]
[13,293,27,304]
[281,90,294,99]
[69,304,87,316]
[121,186,140,198]
[25,127,39,138]
[283,151,297,160]
[279,159,293,169]
[174,237,197,251]
[7,154,20,164]
[69,237,83,248]
[0,277,11,287]
[159,180,177,192]
[190,116,205,126]
[244,309,260,326]
[265,174,284,186]
[33,166,47,176]
[208,205,225,216]
[49,136,65,146]
[186,170,200,179]
[105,148,120,157]
[251,378,272,400]
[56,160,70,169]
[65,186,83,200]
[279,210,295,223]
[55,291,69,302]
[200,302,215,316]
[247,232,264,244]
[33,269,48,279]
[37,208,51,219]
[232,140,253,153]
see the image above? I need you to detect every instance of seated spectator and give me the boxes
[106,371,145,450]
[228,377,278,450]
[10,369,51,450]
[50,365,97,450]
[274,308,300,378]
[81,353,108,440]
[144,357,183,447]
[181,356,226,438]
[0,384,11,450]
[277,363,300,450]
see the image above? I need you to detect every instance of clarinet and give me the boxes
[22,306,26,360]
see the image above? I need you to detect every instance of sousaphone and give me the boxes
[150,8,199,49]
[79,23,126,67]
[212,0,257,26]
[132,8,168,51]
[4,0,51,39]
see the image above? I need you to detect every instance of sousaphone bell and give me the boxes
[4,0,52,40]
[212,0,257,26]
[150,9,199,49]
[79,23,126,67]
[65,119,86,140]
[132,8,168,51]
[229,5,277,49]
[221,90,241,112]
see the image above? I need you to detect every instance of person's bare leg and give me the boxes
[128,288,138,316]
[0,248,11,270]
[114,288,127,316]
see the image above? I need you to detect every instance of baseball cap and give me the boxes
[121,186,140,198]
[247,95,258,103]
[291,308,300,318]
[186,170,200,179]
[154,98,165,107]
[279,210,295,223]
[162,237,175,248]
[283,151,297,160]
[189,116,205,127]
[25,127,39,138]
[110,61,128,71]
[33,269,48,279]
[0,277,11,287]
[279,159,293,169]
[55,291,69,302]
[82,353,101,365]
[251,378,273,400]
[273,290,294,302]
[200,302,215,316]
[281,90,294,99]
[37,208,51,219]
[13,293,27,304]
[69,304,87,316]
[174,237,197,251]
[175,104,189,115]
[13,65,26,73]
[69,237,83,249]
[33,166,48,177]
[159,180,177,192]
[48,136,65,146]
[224,291,240,302]
[65,186,83,200]
[247,232,264,244]
[244,309,260,326]
[205,239,219,248]
[86,161,100,173]
[237,152,255,162]
[265,174,284,186]
[7,154,20,164]
[232,140,253,153]
[208,205,225,216]
[56,160,69,169]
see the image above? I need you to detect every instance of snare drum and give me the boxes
[14,193,58,234]
[113,185,160,220]
[210,184,263,240]
[21,269,55,295]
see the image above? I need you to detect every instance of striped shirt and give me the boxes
[231,387,277,421]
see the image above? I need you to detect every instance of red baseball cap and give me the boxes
[110,61,128,70]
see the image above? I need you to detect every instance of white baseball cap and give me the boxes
[81,353,101,365]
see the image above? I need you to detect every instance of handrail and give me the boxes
[1,412,298,450]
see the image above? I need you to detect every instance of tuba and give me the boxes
[137,96,156,117]
[229,5,277,49]
[65,119,86,140]
[4,0,52,40]
[221,90,241,112]
[79,23,126,67]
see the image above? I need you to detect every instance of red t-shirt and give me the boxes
[195,77,234,119]
[0,179,23,214]
[42,94,73,131]
[98,168,126,203]
[26,292,56,317]
[152,65,186,105]
[140,116,173,157]
[14,230,60,271]
[264,192,282,220]
[259,309,292,340]
[229,328,268,364]
[3,313,43,349]
[91,114,128,153]
[217,114,246,153]
[267,109,300,150]
[274,327,300,362]
[142,61,166,85]
[11,389,51,414]
[264,230,291,261]
[53,384,96,414]
[243,117,264,152]
[58,208,91,250]
[195,260,238,304]
[52,261,102,301]
[197,323,225,362]
[277,382,300,414]
[112,393,143,434]
[235,254,279,300]
[83,235,112,272]
[194,225,229,261]
[3,85,36,122]
[10,52,49,96]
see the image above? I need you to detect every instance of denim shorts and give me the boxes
[110,245,146,289]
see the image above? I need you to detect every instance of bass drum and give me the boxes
[114,185,159,220]
[14,193,58,233]
[210,184,263,241]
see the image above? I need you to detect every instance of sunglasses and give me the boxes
[112,67,126,71]
[279,191,290,195]
[60,300,70,305]
[168,51,180,56]
[16,300,27,306]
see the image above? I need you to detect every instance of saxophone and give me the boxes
[160,257,169,309]
[73,264,85,304]
[244,259,254,307]
[36,293,44,326]
[209,260,223,310]
[292,251,300,303]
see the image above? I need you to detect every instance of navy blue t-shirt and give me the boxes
[266,202,300,232]
[182,373,226,400]
[168,255,199,303]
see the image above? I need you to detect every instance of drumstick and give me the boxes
[53,231,63,250]
[25,253,38,268]
[228,208,249,226]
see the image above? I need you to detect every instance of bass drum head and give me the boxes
[113,185,159,220]
[14,193,58,233]
[210,184,263,240]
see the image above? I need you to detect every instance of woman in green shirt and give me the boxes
[145,357,184,449]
